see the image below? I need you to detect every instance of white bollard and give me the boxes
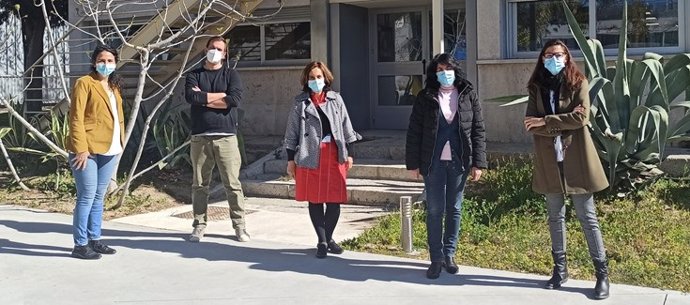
[400,196,414,253]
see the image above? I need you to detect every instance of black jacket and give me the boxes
[184,64,243,135]
[405,80,487,176]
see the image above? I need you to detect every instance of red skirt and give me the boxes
[295,141,348,203]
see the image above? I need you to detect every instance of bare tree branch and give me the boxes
[113,34,198,208]
[0,138,30,191]
[0,97,68,158]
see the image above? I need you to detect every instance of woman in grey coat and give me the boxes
[284,61,360,258]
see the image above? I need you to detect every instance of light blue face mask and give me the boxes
[544,57,566,75]
[96,63,116,77]
[436,70,455,87]
[308,78,326,93]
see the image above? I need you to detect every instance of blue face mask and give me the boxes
[308,78,326,93]
[96,63,116,77]
[544,57,566,75]
[436,70,455,87]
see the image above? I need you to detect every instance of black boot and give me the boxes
[315,242,328,259]
[444,256,459,274]
[593,259,610,300]
[426,261,443,279]
[545,251,568,289]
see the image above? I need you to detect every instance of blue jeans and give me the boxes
[423,156,468,262]
[70,153,118,246]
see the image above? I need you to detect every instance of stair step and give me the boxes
[263,158,422,182]
[241,175,424,206]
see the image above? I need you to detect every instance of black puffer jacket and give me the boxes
[405,80,487,176]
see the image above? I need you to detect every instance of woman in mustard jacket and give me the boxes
[66,45,125,260]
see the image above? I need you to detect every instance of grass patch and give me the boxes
[343,158,690,292]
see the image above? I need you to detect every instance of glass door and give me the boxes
[370,10,428,129]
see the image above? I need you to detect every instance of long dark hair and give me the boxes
[527,39,585,93]
[424,53,466,92]
[90,44,124,91]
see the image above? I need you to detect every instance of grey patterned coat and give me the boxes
[284,91,361,169]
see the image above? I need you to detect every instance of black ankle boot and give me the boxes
[89,240,116,255]
[593,259,610,300]
[444,256,459,274]
[71,245,101,260]
[426,261,443,279]
[327,240,344,254]
[315,242,328,259]
[545,251,568,289]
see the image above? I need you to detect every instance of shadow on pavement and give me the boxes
[0,219,592,296]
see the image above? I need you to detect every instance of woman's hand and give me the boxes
[72,152,90,170]
[573,104,585,114]
[286,160,296,179]
[346,157,354,171]
[470,167,482,182]
[524,117,546,131]
[408,169,420,179]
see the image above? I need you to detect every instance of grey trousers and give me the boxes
[546,193,606,261]
[190,135,245,230]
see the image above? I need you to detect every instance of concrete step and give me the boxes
[263,158,423,183]
[241,174,424,207]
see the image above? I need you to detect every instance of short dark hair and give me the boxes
[206,36,226,49]
[300,61,335,92]
[424,53,465,91]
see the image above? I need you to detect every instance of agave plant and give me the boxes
[152,101,192,169]
[503,0,690,190]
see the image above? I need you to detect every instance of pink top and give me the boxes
[438,85,458,161]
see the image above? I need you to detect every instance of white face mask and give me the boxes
[206,49,224,64]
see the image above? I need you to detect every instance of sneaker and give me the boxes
[327,240,344,254]
[235,228,250,242]
[316,242,328,258]
[189,224,206,242]
[71,245,101,260]
[89,240,116,255]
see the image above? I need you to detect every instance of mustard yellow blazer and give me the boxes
[66,73,125,154]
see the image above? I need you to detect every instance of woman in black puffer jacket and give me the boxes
[405,53,487,279]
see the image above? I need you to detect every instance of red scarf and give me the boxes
[310,91,327,107]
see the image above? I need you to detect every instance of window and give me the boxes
[427,8,468,60]
[596,0,680,49]
[507,0,684,57]
[225,21,311,65]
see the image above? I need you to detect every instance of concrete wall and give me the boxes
[475,1,533,143]
[236,67,304,136]
[477,60,534,143]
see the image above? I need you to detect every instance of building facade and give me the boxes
[232,0,690,144]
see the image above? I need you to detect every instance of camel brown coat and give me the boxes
[526,79,609,194]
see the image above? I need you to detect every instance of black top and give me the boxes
[184,64,243,135]
[539,73,564,115]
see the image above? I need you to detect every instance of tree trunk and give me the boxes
[22,18,46,115]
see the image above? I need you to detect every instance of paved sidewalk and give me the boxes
[1,205,688,305]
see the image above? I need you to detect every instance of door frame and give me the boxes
[368,6,430,130]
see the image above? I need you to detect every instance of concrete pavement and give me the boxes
[1,205,689,305]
